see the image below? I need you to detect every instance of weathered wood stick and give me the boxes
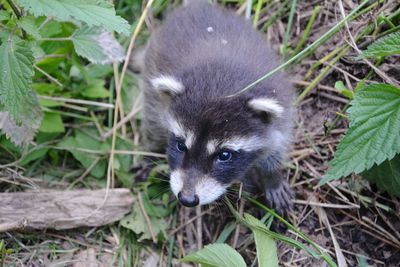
[0,189,133,231]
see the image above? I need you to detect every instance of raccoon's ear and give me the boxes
[248,98,284,118]
[150,75,184,96]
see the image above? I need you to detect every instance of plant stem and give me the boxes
[282,0,297,59]
[39,37,72,42]
[6,0,22,18]
[252,0,264,27]
[261,0,289,31]
[291,5,320,57]
[295,47,349,104]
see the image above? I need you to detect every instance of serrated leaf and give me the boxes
[18,16,41,39]
[72,26,124,64]
[0,112,40,146]
[39,20,62,37]
[244,214,279,267]
[322,84,400,183]
[39,112,64,133]
[362,154,400,197]
[0,38,43,146]
[362,32,400,58]
[181,243,246,267]
[17,0,130,35]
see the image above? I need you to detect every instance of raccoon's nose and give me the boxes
[178,192,199,207]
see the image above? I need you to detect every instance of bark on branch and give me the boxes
[0,189,133,232]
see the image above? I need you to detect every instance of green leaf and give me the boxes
[81,79,110,98]
[0,38,36,119]
[181,243,246,267]
[39,112,65,133]
[362,32,400,58]
[58,130,107,178]
[0,38,43,146]
[322,84,400,183]
[33,83,62,95]
[0,112,40,147]
[120,208,167,241]
[19,147,49,166]
[334,81,353,99]
[0,10,10,21]
[244,214,279,267]
[17,0,130,35]
[72,26,124,64]
[18,16,41,39]
[215,223,236,244]
[362,154,400,197]
[39,20,62,37]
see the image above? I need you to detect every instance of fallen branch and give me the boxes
[0,189,133,231]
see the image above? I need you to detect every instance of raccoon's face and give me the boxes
[150,75,286,207]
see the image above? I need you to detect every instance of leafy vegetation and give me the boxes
[323,32,400,197]
[0,0,127,147]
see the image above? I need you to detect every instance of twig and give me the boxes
[101,105,142,139]
[168,206,215,237]
[293,200,359,209]
[196,206,203,250]
[108,0,155,191]
[34,65,63,87]
[232,198,244,248]
[38,95,114,109]
[138,192,157,243]
[6,0,22,18]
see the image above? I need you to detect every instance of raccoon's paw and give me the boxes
[264,180,293,217]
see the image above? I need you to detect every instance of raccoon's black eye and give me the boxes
[217,151,232,162]
[176,141,187,152]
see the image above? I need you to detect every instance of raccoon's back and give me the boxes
[144,1,279,76]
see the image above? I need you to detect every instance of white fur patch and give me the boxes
[150,75,184,94]
[206,140,218,154]
[185,131,195,149]
[166,115,186,138]
[170,169,184,197]
[220,136,267,152]
[165,115,196,148]
[195,176,227,205]
[248,98,284,117]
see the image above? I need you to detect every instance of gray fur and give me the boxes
[134,1,294,213]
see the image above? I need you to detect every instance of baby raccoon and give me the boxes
[134,1,294,214]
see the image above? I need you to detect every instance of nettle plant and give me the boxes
[0,0,128,147]
[322,31,400,196]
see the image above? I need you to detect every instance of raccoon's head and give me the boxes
[150,75,287,207]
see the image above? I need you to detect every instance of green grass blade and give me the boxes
[228,0,370,97]
[282,0,297,59]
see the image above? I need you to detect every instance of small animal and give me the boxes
[133,0,294,215]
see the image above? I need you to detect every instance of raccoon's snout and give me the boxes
[170,169,227,206]
[178,192,200,207]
